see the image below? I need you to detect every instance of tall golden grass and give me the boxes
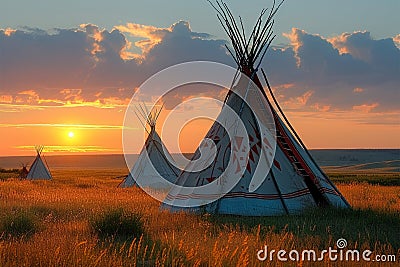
[0,169,399,266]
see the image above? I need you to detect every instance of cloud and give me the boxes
[139,21,231,71]
[15,145,119,153]
[352,103,379,113]
[0,23,398,116]
[264,28,400,112]
[0,25,138,102]
[115,23,170,57]
[330,31,400,68]
[0,123,126,129]
[353,87,364,93]
[1,27,94,90]
[0,22,231,110]
[158,83,228,110]
[394,34,400,49]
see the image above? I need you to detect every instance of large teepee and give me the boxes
[120,107,180,189]
[162,0,350,215]
[27,146,52,180]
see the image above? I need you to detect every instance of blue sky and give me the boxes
[2,0,399,45]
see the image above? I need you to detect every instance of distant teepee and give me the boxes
[162,0,350,215]
[19,163,29,179]
[27,145,52,180]
[119,106,180,189]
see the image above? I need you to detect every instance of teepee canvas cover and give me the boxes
[120,108,180,189]
[162,1,350,215]
[27,146,52,180]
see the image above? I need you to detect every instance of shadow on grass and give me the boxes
[205,207,400,250]
[89,208,188,265]
[0,210,38,240]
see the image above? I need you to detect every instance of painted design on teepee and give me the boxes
[119,106,180,189]
[162,0,350,216]
[27,145,52,180]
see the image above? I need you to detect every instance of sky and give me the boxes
[1,0,399,156]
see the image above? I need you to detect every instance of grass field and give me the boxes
[0,169,399,266]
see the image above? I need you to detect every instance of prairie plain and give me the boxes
[0,151,399,266]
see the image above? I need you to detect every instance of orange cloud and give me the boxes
[281,90,314,109]
[328,33,353,55]
[0,86,136,110]
[18,90,38,96]
[4,28,16,36]
[80,24,104,57]
[115,21,197,60]
[98,97,131,106]
[0,95,13,103]
[0,99,128,112]
[275,83,295,90]
[298,90,313,105]
[119,42,137,60]
[0,123,125,130]
[17,90,39,104]
[353,87,364,93]
[312,103,331,112]
[282,28,305,67]
[352,103,379,113]
[0,103,46,113]
[328,31,375,62]
[115,23,168,57]
[16,145,119,153]
[60,88,83,101]
[394,34,400,49]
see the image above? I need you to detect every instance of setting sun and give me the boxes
[68,131,74,138]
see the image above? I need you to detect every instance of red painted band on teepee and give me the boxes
[164,186,339,202]
[250,72,324,189]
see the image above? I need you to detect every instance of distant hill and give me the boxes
[323,160,399,173]
[310,149,399,165]
[310,149,399,173]
[0,149,399,172]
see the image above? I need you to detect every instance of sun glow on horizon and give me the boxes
[68,131,75,138]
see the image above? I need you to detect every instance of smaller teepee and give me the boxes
[119,107,180,189]
[27,146,52,180]
[19,163,29,179]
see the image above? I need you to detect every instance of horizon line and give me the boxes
[1,148,399,158]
